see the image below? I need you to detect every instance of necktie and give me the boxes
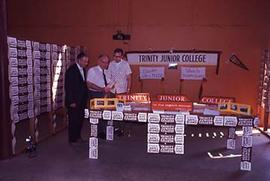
[102,70,108,86]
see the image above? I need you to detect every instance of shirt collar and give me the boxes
[76,63,83,71]
[97,65,103,71]
[115,59,123,64]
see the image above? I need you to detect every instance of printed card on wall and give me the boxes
[139,66,165,79]
[181,67,206,80]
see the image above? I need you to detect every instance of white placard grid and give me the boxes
[147,114,185,154]
[33,42,52,115]
[87,110,256,171]
[8,37,34,123]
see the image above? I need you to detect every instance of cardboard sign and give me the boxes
[175,114,185,124]
[148,124,160,133]
[175,134,184,144]
[160,114,175,123]
[175,125,185,134]
[243,126,253,136]
[224,116,238,127]
[227,139,236,149]
[89,118,99,124]
[147,144,160,153]
[139,66,165,79]
[138,112,147,122]
[89,137,98,148]
[7,36,17,47]
[124,113,138,121]
[240,161,251,171]
[181,67,206,80]
[112,111,124,121]
[116,93,150,103]
[160,134,175,143]
[152,101,192,112]
[106,126,114,141]
[238,117,253,127]
[228,127,236,139]
[90,124,98,137]
[160,125,175,134]
[157,95,190,102]
[185,115,199,125]
[200,96,235,104]
[102,110,112,120]
[198,116,214,125]
[242,147,252,161]
[175,145,184,154]
[89,147,98,159]
[147,134,160,143]
[213,116,224,126]
[148,113,160,123]
[242,136,253,147]
[160,145,174,153]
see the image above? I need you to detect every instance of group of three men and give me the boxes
[64,48,132,144]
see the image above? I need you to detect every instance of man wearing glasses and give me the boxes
[108,48,132,94]
[87,54,113,139]
[107,48,132,136]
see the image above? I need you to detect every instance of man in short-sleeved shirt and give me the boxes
[87,55,113,99]
[108,48,132,94]
[107,48,132,136]
[87,55,113,139]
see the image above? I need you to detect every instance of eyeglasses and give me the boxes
[113,55,122,58]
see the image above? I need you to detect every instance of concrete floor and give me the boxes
[0,121,270,181]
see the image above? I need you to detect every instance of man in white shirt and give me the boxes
[87,54,113,139]
[107,48,132,94]
[87,54,113,98]
[107,48,132,136]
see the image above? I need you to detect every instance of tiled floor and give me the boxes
[0,122,269,181]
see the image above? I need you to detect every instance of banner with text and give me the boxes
[127,52,219,65]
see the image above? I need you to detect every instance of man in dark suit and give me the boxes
[65,52,89,144]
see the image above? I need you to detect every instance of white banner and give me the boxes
[127,52,219,65]
[181,67,206,80]
[139,67,165,79]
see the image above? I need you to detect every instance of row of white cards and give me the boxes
[147,144,184,154]
[86,110,258,127]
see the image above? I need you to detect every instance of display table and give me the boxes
[85,109,259,171]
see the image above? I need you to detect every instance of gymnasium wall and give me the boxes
[7,0,270,112]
